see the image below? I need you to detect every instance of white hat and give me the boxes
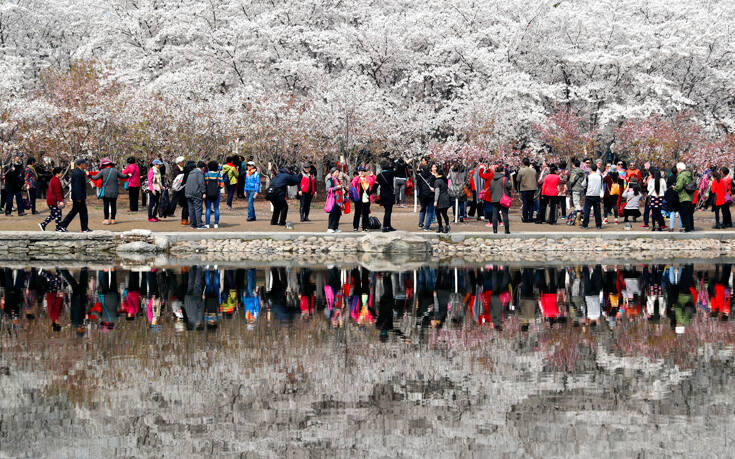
[175,156,185,164]
[676,162,686,171]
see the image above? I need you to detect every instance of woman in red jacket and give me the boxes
[39,167,65,231]
[710,170,732,229]
[537,165,560,224]
[478,164,494,225]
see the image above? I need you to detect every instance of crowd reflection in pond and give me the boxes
[0,263,732,338]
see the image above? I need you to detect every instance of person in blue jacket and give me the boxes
[243,161,261,221]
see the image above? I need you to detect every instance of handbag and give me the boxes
[499,178,512,208]
[324,189,335,213]
[725,192,733,205]
[343,199,351,214]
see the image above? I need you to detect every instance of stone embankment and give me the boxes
[0,230,733,264]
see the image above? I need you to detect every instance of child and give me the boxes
[39,167,65,231]
[622,184,642,225]
[204,161,224,228]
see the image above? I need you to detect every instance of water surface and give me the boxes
[1,263,734,457]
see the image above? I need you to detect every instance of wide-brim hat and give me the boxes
[100,157,115,167]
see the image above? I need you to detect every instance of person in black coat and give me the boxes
[376,159,396,232]
[267,167,301,225]
[4,160,26,216]
[416,160,436,230]
[59,158,91,232]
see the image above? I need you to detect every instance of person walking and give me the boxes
[91,157,128,225]
[516,158,537,223]
[204,160,224,228]
[647,169,667,231]
[221,156,239,209]
[267,166,301,226]
[351,166,376,231]
[582,164,603,230]
[433,167,451,233]
[147,159,164,222]
[376,159,396,232]
[39,167,64,232]
[59,159,91,232]
[673,162,696,232]
[121,157,141,212]
[489,165,512,234]
[243,161,260,221]
[185,161,206,229]
[298,163,316,222]
[4,159,25,216]
[325,167,345,233]
[24,158,39,215]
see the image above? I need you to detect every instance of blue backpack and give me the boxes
[349,185,360,203]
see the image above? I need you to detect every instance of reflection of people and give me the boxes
[517,268,537,332]
[298,268,315,318]
[674,265,697,332]
[267,267,298,322]
[98,269,119,331]
[350,267,374,325]
[242,269,260,327]
[709,264,731,320]
[323,266,342,327]
[376,273,394,340]
[582,265,603,326]
[2,268,24,326]
[60,268,89,336]
[204,266,220,328]
[183,265,204,330]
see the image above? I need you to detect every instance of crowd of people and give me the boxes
[1,263,731,338]
[0,153,731,234]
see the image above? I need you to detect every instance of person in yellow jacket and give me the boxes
[221,156,239,209]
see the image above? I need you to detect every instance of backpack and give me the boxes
[349,185,360,203]
[368,216,381,230]
[172,173,184,192]
[205,176,220,200]
[684,177,697,193]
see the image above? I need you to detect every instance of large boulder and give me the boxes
[357,231,433,254]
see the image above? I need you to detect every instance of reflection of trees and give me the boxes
[614,315,735,369]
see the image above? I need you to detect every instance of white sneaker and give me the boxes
[213,224,218,229]
[205,224,210,228]
[335,229,341,233]
[327,229,335,233]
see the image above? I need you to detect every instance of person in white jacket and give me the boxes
[622,185,643,223]
[582,164,604,229]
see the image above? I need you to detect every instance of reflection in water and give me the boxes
[1,263,734,456]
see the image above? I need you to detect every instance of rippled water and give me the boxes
[1,263,734,457]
